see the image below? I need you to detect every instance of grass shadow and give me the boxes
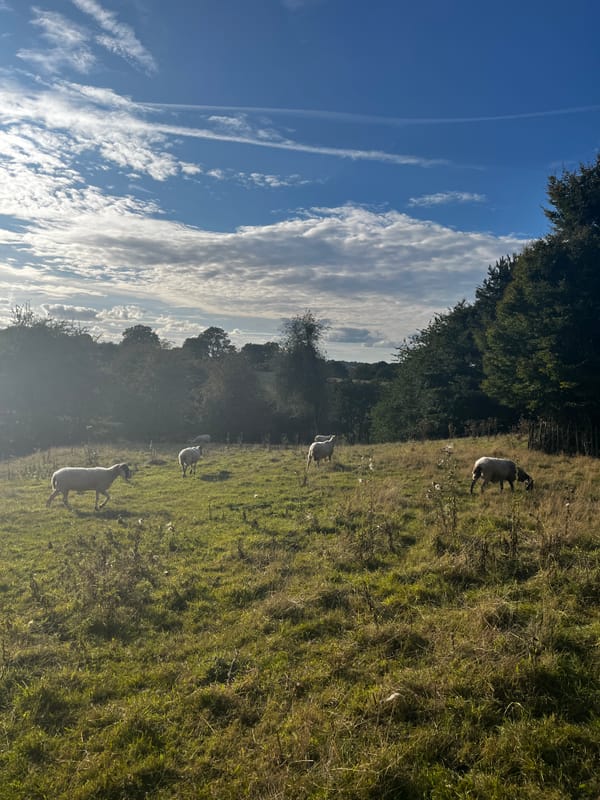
[72,507,138,520]
[199,470,232,482]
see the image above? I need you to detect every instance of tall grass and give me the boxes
[0,437,599,799]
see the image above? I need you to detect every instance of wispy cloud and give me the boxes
[152,119,444,167]
[71,0,157,73]
[201,166,312,188]
[0,82,188,182]
[17,3,156,76]
[17,9,95,74]
[408,191,486,207]
[0,80,444,180]
[146,100,600,128]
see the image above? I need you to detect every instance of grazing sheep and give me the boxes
[46,463,131,510]
[307,435,336,468]
[178,446,203,477]
[470,456,534,494]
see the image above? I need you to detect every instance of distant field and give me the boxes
[0,436,599,799]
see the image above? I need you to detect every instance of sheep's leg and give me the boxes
[46,489,70,507]
[46,489,61,507]
[508,480,515,491]
[96,490,110,510]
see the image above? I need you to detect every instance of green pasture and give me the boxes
[0,437,599,799]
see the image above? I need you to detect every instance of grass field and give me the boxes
[0,435,599,799]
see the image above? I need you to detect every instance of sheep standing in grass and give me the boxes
[470,456,534,493]
[178,446,203,477]
[307,435,336,468]
[46,463,131,510]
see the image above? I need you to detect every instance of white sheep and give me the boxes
[178,446,203,477]
[314,434,335,442]
[307,435,336,468]
[470,456,534,494]
[46,463,131,510]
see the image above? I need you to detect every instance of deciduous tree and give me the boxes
[276,311,328,436]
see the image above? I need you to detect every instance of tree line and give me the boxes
[0,307,393,454]
[1,156,599,455]
[373,155,600,455]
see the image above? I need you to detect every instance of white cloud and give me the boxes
[0,77,528,360]
[18,9,96,74]
[408,191,486,207]
[203,167,312,188]
[98,305,143,321]
[180,162,202,176]
[41,302,98,320]
[244,172,311,188]
[60,82,138,109]
[155,118,445,167]
[71,0,157,74]
[146,100,600,130]
[2,196,528,355]
[2,77,432,213]
[0,79,443,201]
[0,82,190,183]
[17,3,155,77]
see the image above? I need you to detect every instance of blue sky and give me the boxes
[0,0,598,362]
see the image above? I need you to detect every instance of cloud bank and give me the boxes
[0,44,529,359]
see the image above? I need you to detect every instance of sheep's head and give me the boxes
[119,463,132,481]
[518,467,533,490]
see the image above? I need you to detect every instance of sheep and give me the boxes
[307,435,336,468]
[46,463,131,510]
[178,446,203,477]
[470,456,534,494]
[314,434,335,442]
